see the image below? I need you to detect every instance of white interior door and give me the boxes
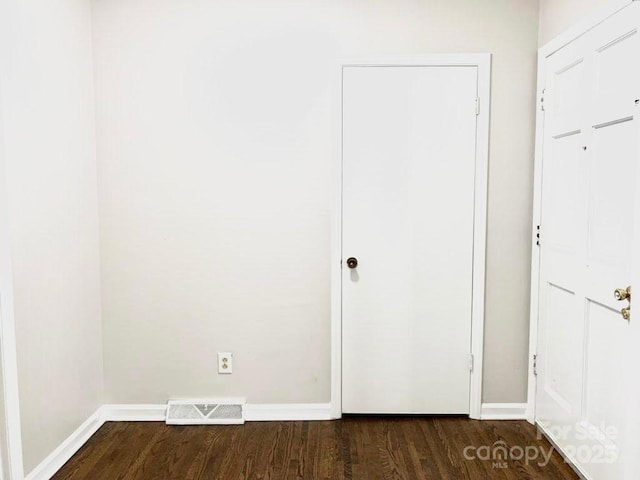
[536,5,640,479]
[341,65,478,414]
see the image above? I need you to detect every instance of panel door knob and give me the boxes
[346,257,358,269]
[622,306,631,321]
[614,286,631,320]
[614,286,631,301]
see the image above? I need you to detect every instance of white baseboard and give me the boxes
[480,403,528,420]
[537,420,590,480]
[100,403,334,422]
[31,401,535,479]
[23,402,333,480]
[244,403,333,421]
[24,408,104,480]
[101,404,167,422]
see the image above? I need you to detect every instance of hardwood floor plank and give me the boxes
[181,426,223,480]
[51,417,579,480]
[200,424,249,479]
[53,422,127,480]
[123,425,175,480]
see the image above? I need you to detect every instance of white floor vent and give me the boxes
[166,399,245,425]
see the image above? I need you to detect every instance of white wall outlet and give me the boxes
[217,352,232,374]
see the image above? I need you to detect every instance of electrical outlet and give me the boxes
[218,352,232,374]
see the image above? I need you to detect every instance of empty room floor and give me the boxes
[52,417,578,479]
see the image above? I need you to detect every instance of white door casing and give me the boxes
[336,56,490,416]
[534,4,640,479]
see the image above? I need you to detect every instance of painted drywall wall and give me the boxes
[0,0,103,474]
[538,0,612,45]
[92,0,540,405]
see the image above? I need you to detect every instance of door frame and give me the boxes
[526,0,636,424]
[331,54,492,419]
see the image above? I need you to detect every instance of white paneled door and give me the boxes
[341,65,479,414]
[536,4,640,479]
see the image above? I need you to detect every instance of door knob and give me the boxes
[614,286,631,301]
[614,286,631,320]
[346,257,358,269]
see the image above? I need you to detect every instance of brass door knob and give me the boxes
[346,257,358,269]
[614,286,631,320]
[614,286,631,301]
[622,307,631,321]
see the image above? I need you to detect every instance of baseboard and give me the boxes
[536,420,590,480]
[100,403,334,422]
[244,403,333,421]
[24,408,104,480]
[23,401,534,480]
[101,404,167,422]
[479,403,528,420]
[22,402,333,479]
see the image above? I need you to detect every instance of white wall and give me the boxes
[92,0,540,405]
[0,0,103,474]
[538,0,612,45]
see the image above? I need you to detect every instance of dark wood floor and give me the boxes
[52,417,578,480]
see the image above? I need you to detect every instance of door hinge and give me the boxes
[475,97,480,115]
[540,89,546,112]
[468,353,474,372]
[536,225,541,246]
[533,354,538,376]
